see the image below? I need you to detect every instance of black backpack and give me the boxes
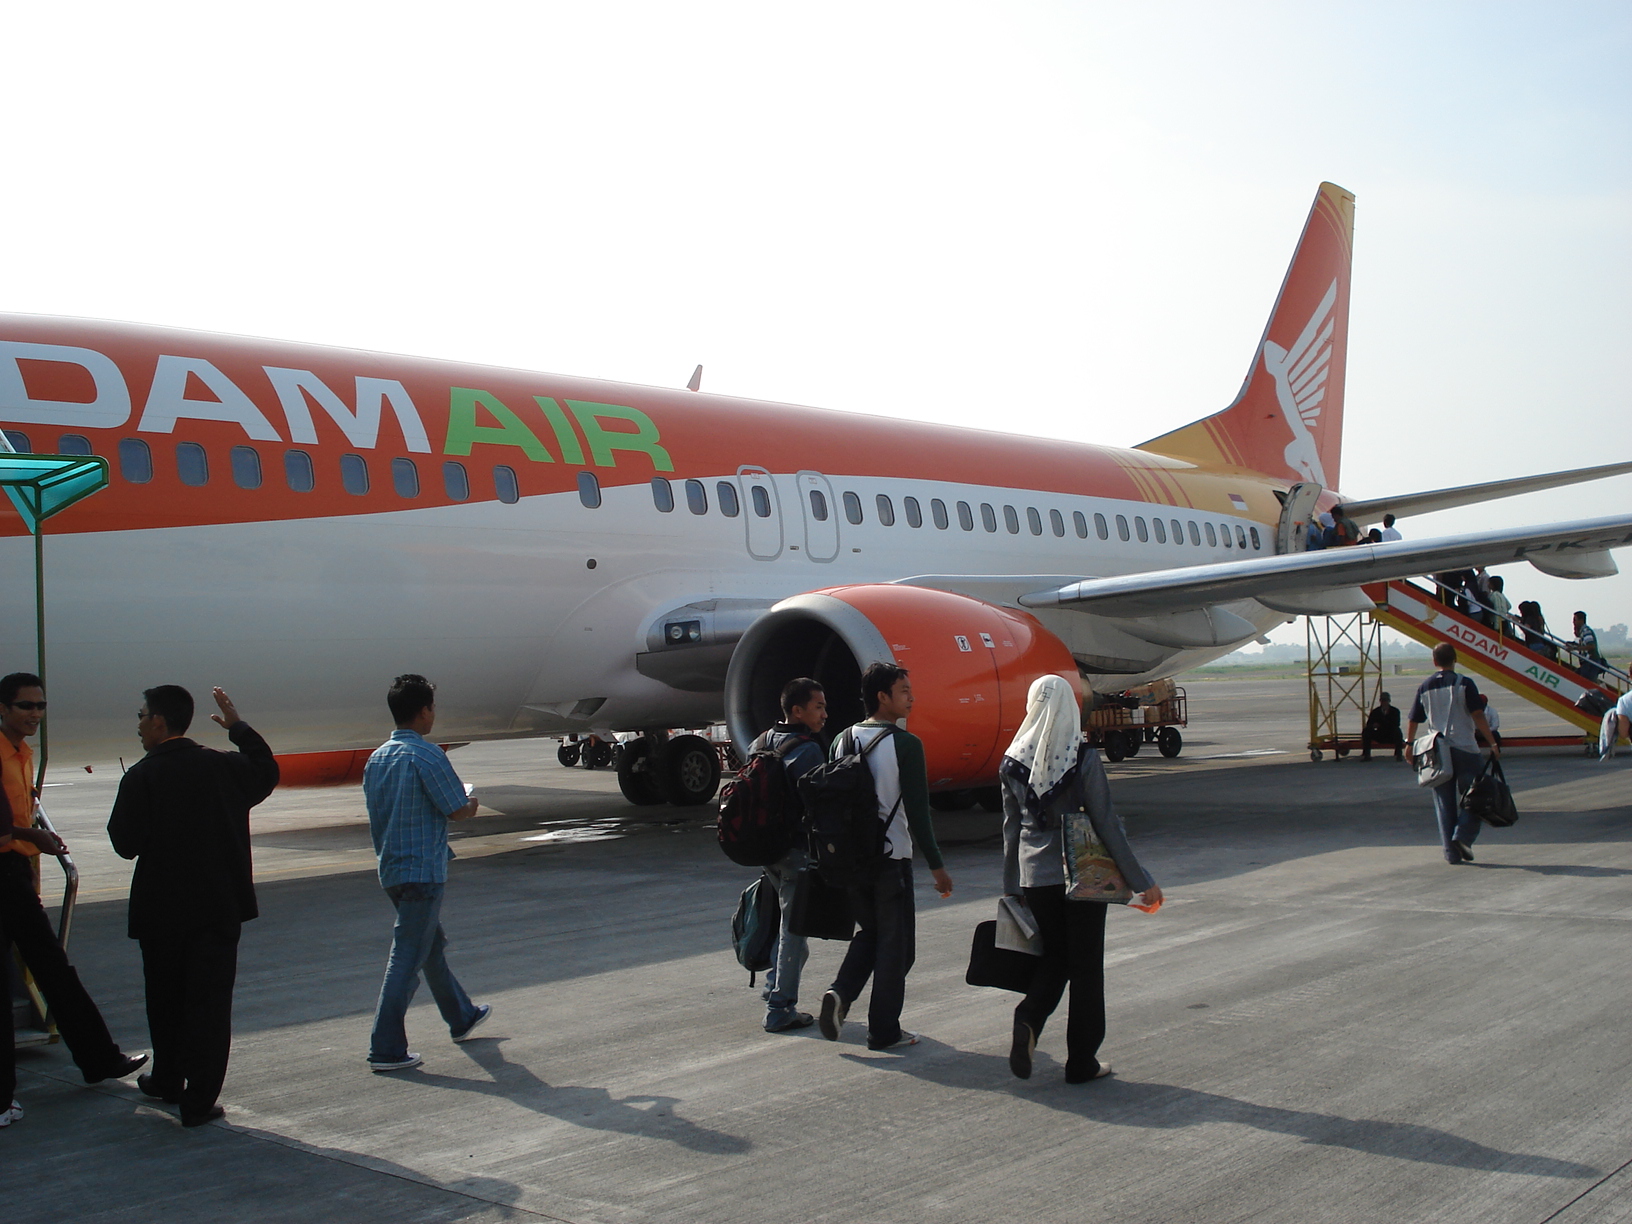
[716,733,814,867]
[797,724,900,889]
[730,876,780,986]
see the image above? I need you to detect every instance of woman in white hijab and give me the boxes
[1000,673,1162,1082]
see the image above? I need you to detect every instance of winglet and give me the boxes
[1139,182,1355,490]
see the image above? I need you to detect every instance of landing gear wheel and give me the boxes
[1157,727,1183,758]
[1102,733,1126,763]
[1122,730,1142,757]
[974,786,1004,813]
[662,734,721,806]
[929,790,977,812]
[557,742,581,768]
[616,740,667,806]
[584,739,615,770]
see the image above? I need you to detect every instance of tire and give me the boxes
[974,786,1004,813]
[661,734,721,806]
[929,789,977,811]
[1122,730,1141,757]
[1103,733,1126,762]
[584,739,615,770]
[1310,749,1323,762]
[556,742,581,768]
[616,740,667,806]
[1157,727,1182,758]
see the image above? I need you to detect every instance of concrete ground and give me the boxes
[10,679,1630,1224]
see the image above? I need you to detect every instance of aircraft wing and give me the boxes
[1017,514,1632,618]
[1336,459,1632,526]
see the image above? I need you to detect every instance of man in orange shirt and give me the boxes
[1,671,146,1129]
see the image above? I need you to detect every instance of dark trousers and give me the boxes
[1016,885,1108,1076]
[831,859,915,1049]
[1,853,122,1101]
[1361,729,1404,759]
[139,924,241,1115]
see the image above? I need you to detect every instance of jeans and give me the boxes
[140,923,240,1116]
[831,859,915,1049]
[369,881,479,1062]
[762,849,810,1029]
[1016,885,1109,1077]
[1432,747,1486,861]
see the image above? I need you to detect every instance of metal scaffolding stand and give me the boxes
[1306,612,1382,762]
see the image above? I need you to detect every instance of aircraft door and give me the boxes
[795,470,839,562]
[738,467,784,561]
[1275,481,1323,554]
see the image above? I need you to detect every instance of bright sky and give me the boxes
[6,1,1629,643]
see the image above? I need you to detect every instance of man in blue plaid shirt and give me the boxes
[363,674,490,1071]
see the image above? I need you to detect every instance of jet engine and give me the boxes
[724,585,1079,790]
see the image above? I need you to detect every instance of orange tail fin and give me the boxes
[1140,182,1355,491]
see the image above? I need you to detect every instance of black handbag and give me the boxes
[966,920,1040,993]
[786,867,855,941]
[1461,756,1518,828]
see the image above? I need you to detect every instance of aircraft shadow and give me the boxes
[391,1038,751,1156]
[842,1042,1598,1179]
[1468,863,1632,877]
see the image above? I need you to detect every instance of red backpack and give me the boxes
[716,734,813,867]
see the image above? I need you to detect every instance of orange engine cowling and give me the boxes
[724,585,1079,790]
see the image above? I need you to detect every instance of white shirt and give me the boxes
[847,722,911,860]
[1616,691,1632,721]
[1380,526,1402,541]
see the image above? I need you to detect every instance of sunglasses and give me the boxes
[6,701,45,712]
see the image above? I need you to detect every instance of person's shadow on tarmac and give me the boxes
[388,1038,751,1155]
[842,1041,1597,1179]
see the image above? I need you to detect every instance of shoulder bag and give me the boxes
[1412,732,1452,788]
[1062,771,1133,904]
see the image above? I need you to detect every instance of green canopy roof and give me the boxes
[0,455,111,532]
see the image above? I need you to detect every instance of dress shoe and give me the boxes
[1009,1020,1036,1080]
[1454,839,1475,863]
[137,1073,182,1104]
[85,1052,148,1084]
[181,1104,225,1128]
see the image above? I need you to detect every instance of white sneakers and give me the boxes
[1,1100,22,1128]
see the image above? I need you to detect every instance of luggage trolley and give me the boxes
[1087,681,1189,762]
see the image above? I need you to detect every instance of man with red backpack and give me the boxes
[748,678,829,1032]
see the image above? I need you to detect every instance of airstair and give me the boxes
[1364,578,1628,749]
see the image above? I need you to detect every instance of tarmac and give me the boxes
[10,678,1631,1224]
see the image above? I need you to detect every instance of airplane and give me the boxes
[1,181,1629,807]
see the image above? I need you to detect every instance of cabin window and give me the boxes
[230,446,262,490]
[1115,514,1130,542]
[1236,524,1248,549]
[1049,508,1065,537]
[717,481,740,517]
[577,471,601,508]
[686,479,707,514]
[876,494,895,526]
[843,491,863,525]
[1094,512,1108,540]
[650,477,673,512]
[176,442,209,487]
[1188,521,1201,546]
[390,458,418,499]
[445,462,470,502]
[808,488,828,521]
[340,454,369,496]
[1219,522,1232,548]
[904,496,923,528]
[980,503,998,533]
[1002,505,1020,534]
[1153,517,1166,544]
[3,431,31,453]
[1074,511,1089,539]
[1026,507,1043,536]
[751,485,772,517]
[57,434,92,456]
[1205,522,1218,547]
[494,465,519,504]
[931,498,949,529]
[1135,516,1149,543]
[957,500,974,531]
[1250,525,1262,550]
[1172,518,1184,544]
[118,438,152,484]
[284,450,314,492]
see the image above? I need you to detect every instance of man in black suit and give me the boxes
[107,685,278,1127]
[1361,692,1404,762]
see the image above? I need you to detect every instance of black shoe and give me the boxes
[818,990,846,1042]
[85,1052,148,1085]
[1454,840,1474,863]
[137,1073,182,1104]
[765,1011,815,1033]
[1009,1020,1035,1080]
[181,1104,225,1128]
[1064,1059,1113,1084]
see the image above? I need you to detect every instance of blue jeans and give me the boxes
[369,882,479,1062]
[1432,747,1485,861]
[762,850,810,1029]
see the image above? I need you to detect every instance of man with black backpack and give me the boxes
[815,662,953,1051]
[746,678,829,1032]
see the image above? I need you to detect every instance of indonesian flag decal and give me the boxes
[1228,493,1249,512]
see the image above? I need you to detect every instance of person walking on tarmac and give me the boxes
[108,685,279,1127]
[749,678,829,1033]
[1406,644,1500,865]
[0,672,147,1130]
